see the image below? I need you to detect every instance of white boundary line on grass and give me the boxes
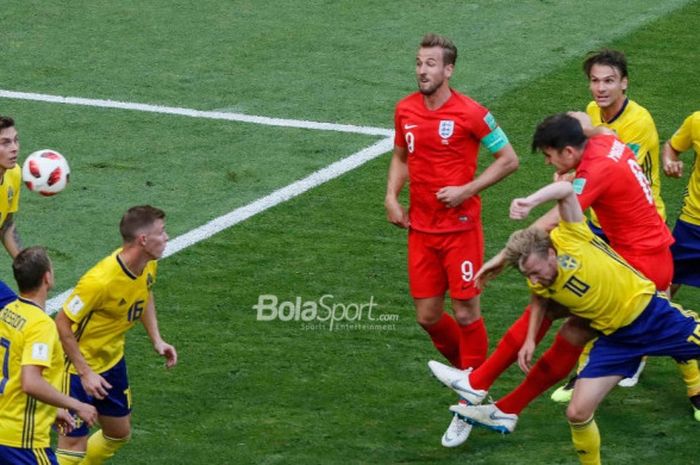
[0,90,395,312]
[45,136,393,312]
[0,89,393,137]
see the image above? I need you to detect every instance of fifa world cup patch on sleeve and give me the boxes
[572,178,586,194]
[67,295,84,316]
[32,342,49,361]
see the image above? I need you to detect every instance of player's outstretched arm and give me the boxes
[510,181,583,224]
[141,292,178,368]
[385,146,410,228]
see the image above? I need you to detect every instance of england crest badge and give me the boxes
[438,120,454,139]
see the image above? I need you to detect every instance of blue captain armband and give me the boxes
[481,127,509,154]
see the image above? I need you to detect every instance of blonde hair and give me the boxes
[503,227,552,270]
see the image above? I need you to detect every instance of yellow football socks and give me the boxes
[569,415,601,465]
[56,449,85,465]
[81,430,130,465]
[676,359,700,397]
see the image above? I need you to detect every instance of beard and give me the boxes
[418,78,443,96]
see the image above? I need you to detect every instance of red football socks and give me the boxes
[470,305,552,391]
[458,317,488,370]
[496,332,583,415]
[423,312,462,368]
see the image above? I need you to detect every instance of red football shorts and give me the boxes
[407,227,484,300]
[622,246,674,291]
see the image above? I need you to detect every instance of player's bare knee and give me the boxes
[100,415,132,440]
[57,434,88,451]
[414,298,444,326]
[416,310,442,327]
[452,297,481,325]
[566,401,593,424]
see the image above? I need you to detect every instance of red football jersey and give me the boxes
[574,134,674,255]
[394,90,498,233]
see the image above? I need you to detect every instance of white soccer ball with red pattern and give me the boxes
[22,149,70,196]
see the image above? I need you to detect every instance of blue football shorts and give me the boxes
[0,445,57,465]
[66,357,132,437]
[671,219,700,287]
[580,294,700,379]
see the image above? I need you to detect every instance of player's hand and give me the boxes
[663,157,683,178]
[474,252,507,289]
[155,340,178,368]
[75,402,98,428]
[517,339,536,374]
[510,197,535,220]
[80,370,112,400]
[54,409,76,435]
[436,185,469,208]
[385,198,410,228]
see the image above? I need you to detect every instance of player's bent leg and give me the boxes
[676,358,700,421]
[495,327,590,416]
[567,375,620,465]
[81,415,131,465]
[452,296,488,370]
[550,317,597,403]
[470,304,556,392]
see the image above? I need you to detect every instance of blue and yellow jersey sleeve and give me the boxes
[586,100,665,223]
[62,249,158,374]
[670,112,700,226]
[528,220,655,335]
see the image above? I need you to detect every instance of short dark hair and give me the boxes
[119,205,166,242]
[531,113,587,153]
[583,49,628,80]
[0,116,16,132]
[420,33,457,66]
[13,246,51,293]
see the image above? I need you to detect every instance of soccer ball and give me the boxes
[22,149,71,196]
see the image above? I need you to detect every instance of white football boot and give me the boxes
[428,360,487,405]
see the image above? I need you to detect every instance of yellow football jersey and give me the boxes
[0,165,21,229]
[528,220,656,335]
[587,99,666,222]
[0,298,64,449]
[670,111,700,226]
[62,249,158,374]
